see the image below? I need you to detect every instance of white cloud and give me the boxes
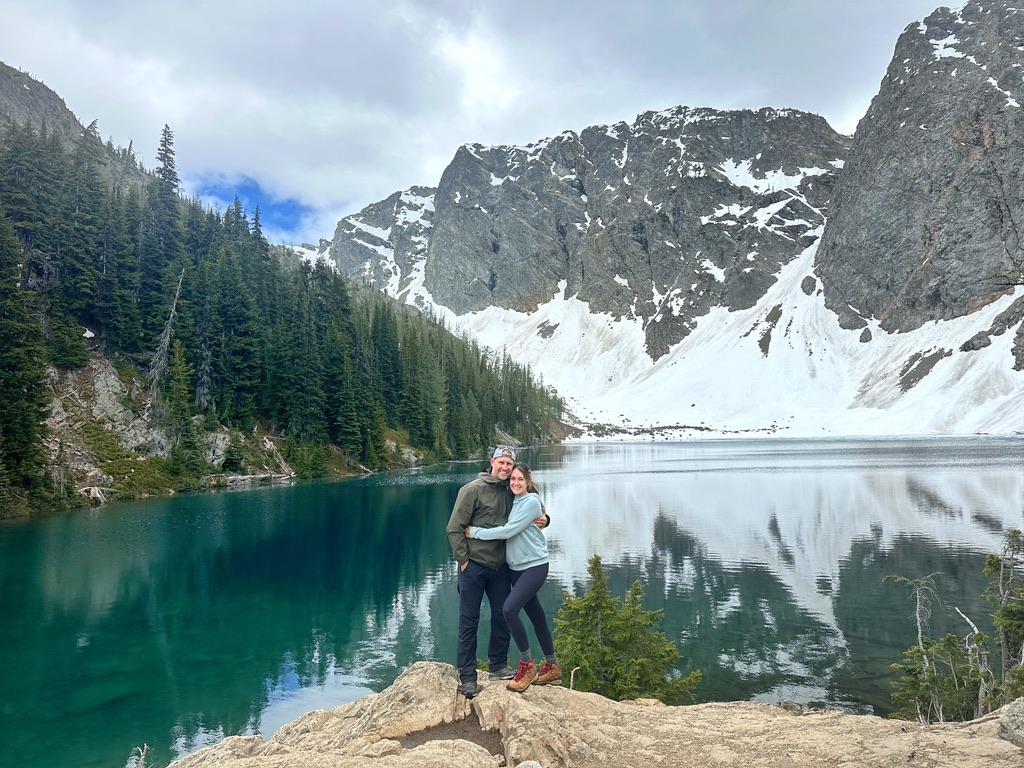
[0,0,946,244]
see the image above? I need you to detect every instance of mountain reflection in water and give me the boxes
[1,437,1021,768]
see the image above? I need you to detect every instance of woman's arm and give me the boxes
[470,496,541,541]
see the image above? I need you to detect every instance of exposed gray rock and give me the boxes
[46,354,169,458]
[45,354,170,501]
[1001,697,1024,748]
[0,60,150,190]
[329,186,437,300]
[329,108,848,359]
[0,60,82,141]
[816,0,1024,334]
[171,661,1023,767]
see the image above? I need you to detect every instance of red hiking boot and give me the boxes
[506,659,537,692]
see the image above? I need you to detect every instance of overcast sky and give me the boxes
[0,0,951,246]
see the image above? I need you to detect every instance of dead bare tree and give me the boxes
[146,268,185,404]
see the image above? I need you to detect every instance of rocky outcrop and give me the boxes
[0,60,150,191]
[329,108,848,359]
[43,351,301,505]
[1003,697,1024,748]
[0,60,83,143]
[172,661,1023,768]
[815,0,1024,334]
[45,352,169,500]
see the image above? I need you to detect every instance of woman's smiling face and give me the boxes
[509,468,528,496]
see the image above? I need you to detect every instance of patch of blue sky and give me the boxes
[194,175,316,245]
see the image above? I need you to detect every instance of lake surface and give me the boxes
[2,437,1023,768]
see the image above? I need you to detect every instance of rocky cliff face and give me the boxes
[0,60,83,141]
[0,60,149,189]
[329,107,848,359]
[815,0,1024,337]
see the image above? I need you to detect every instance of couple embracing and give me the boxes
[445,445,561,699]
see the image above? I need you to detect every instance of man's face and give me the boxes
[489,456,514,481]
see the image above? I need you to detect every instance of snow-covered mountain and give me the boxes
[320,0,1024,438]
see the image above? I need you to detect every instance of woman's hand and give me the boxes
[465,525,472,538]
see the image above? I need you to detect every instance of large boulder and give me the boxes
[1001,697,1024,748]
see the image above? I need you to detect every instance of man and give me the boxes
[446,445,548,699]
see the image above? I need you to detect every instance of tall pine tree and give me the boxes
[0,212,49,512]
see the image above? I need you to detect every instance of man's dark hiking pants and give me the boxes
[456,560,511,681]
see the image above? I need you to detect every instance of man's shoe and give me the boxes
[535,661,562,685]
[490,666,515,680]
[460,679,477,699]
[506,659,537,693]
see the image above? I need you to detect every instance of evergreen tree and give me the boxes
[182,195,219,266]
[0,121,60,252]
[193,293,215,415]
[371,301,402,421]
[353,341,388,467]
[984,529,1024,692]
[554,554,701,703]
[96,188,142,350]
[330,349,362,459]
[165,339,206,477]
[153,124,181,236]
[889,632,988,723]
[221,432,246,473]
[279,264,326,441]
[139,124,184,341]
[0,213,49,508]
[41,303,89,368]
[247,206,278,316]
[210,250,262,428]
[57,120,105,323]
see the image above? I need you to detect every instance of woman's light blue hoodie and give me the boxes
[470,492,548,571]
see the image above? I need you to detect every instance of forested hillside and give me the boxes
[0,120,564,517]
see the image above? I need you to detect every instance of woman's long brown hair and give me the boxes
[513,462,539,495]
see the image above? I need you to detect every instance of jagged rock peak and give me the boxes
[0,59,83,141]
[0,58,150,191]
[816,0,1024,335]
[329,105,849,358]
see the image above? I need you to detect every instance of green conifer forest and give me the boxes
[0,119,565,516]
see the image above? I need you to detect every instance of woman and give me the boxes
[466,462,561,692]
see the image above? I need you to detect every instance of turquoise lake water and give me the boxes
[2,437,1022,768]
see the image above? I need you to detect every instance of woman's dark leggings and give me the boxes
[504,563,554,656]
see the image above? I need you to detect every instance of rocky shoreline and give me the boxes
[171,661,1023,767]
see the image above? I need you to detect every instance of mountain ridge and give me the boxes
[328,105,848,361]
[817,0,1024,334]
[322,0,1024,437]
[0,59,149,190]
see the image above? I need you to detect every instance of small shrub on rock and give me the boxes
[554,554,701,704]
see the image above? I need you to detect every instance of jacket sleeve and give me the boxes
[446,483,477,564]
[470,496,540,541]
